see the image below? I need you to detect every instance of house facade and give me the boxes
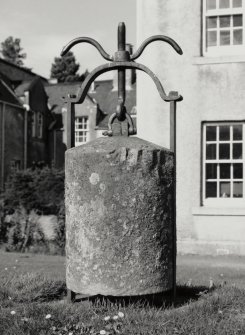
[0,75,26,191]
[46,70,136,149]
[45,82,100,149]
[0,59,60,189]
[137,0,245,255]
[16,77,54,167]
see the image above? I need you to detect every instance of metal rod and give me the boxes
[118,69,125,105]
[118,22,126,51]
[67,289,76,303]
[67,102,75,149]
[61,37,112,61]
[117,22,126,119]
[131,35,183,61]
[170,91,178,305]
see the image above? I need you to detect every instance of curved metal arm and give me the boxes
[61,37,113,61]
[65,61,183,105]
[131,35,183,61]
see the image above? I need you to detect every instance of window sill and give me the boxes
[193,55,245,65]
[192,207,245,216]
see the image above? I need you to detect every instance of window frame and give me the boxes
[202,122,245,207]
[203,0,245,56]
[75,116,89,146]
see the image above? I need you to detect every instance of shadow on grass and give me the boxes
[73,285,212,308]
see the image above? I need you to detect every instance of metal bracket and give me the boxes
[61,22,183,145]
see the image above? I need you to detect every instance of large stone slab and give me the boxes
[65,136,174,296]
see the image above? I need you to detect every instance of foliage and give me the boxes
[53,204,66,254]
[5,207,46,252]
[0,198,7,243]
[2,167,65,252]
[79,68,89,82]
[50,51,80,82]
[4,167,64,215]
[0,36,27,66]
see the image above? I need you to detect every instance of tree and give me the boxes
[50,51,80,83]
[79,69,89,82]
[0,36,27,66]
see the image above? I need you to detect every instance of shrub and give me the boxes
[2,167,65,252]
[0,198,8,243]
[52,204,66,255]
[5,206,47,252]
[4,167,64,215]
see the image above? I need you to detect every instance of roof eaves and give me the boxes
[0,78,23,106]
[0,58,48,82]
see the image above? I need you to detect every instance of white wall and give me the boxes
[137,0,245,255]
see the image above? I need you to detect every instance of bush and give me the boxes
[5,206,47,252]
[4,167,64,215]
[53,203,66,255]
[1,167,65,252]
[0,198,7,243]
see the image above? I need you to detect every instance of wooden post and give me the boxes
[170,91,178,304]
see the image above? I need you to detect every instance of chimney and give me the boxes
[112,44,135,91]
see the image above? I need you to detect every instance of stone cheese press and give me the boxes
[62,22,182,303]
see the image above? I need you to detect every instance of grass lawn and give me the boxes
[0,251,245,334]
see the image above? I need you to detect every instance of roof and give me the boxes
[0,58,48,84]
[0,74,23,106]
[15,81,32,96]
[15,77,44,97]
[44,78,136,130]
[45,82,96,114]
[91,80,136,129]
[0,71,12,88]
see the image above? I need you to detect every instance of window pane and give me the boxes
[220,163,230,179]
[206,144,217,159]
[207,16,217,28]
[220,30,231,45]
[233,182,243,197]
[233,163,243,178]
[220,16,231,28]
[220,182,231,197]
[206,126,217,140]
[219,0,230,8]
[207,0,217,9]
[233,0,242,7]
[233,125,243,140]
[233,15,243,27]
[207,31,217,46]
[233,29,243,44]
[219,143,230,159]
[206,163,217,179]
[219,125,230,140]
[206,182,217,197]
[233,143,243,159]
